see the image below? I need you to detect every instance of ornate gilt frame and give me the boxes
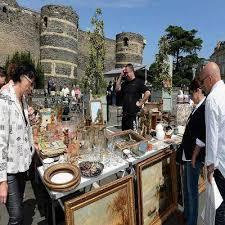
[136,149,177,225]
[65,175,136,225]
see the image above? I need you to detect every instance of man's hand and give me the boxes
[0,181,8,204]
[136,100,144,108]
[207,170,214,184]
[191,155,196,168]
[207,164,214,184]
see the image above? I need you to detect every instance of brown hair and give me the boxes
[189,78,205,95]
[125,63,134,72]
[0,67,6,77]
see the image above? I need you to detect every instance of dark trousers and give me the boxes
[183,161,203,225]
[6,172,26,225]
[214,169,225,225]
[122,115,137,131]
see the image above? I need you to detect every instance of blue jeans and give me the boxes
[6,172,26,225]
[183,161,203,225]
[214,169,225,225]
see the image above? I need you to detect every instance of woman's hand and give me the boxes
[0,181,8,204]
[191,155,196,168]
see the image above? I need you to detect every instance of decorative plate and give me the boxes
[79,161,104,178]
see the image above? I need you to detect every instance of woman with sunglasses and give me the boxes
[0,63,36,225]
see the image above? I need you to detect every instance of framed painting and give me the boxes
[65,175,136,225]
[90,100,104,125]
[136,149,177,225]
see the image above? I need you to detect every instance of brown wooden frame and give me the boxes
[65,175,136,225]
[106,129,147,151]
[136,149,177,225]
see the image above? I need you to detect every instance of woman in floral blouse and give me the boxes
[0,64,36,225]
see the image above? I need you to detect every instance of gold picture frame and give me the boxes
[65,175,136,225]
[136,149,177,225]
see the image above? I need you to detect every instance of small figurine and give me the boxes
[63,129,69,147]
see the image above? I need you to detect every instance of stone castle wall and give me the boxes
[77,30,116,79]
[0,1,143,87]
[115,32,144,68]
[0,1,40,66]
[40,5,79,84]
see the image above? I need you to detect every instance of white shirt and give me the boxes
[205,80,225,178]
[0,85,34,182]
[61,87,70,97]
[182,97,206,161]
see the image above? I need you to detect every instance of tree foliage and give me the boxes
[4,51,44,88]
[82,8,106,95]
[149,36,171,91]
[165,25,203,86]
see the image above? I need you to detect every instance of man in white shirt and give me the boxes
[199,62,225,225]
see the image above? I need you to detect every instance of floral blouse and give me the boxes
[0,84,34,182]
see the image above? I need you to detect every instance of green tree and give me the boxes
[82,8,106,95]
[4,51,44,88]
[165,25,203,86]
[149,36,172,91]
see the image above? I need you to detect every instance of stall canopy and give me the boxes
[104,64,148,81]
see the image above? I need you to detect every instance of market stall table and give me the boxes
[37,159,129,225]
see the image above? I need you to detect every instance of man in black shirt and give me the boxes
[116,63,150,130]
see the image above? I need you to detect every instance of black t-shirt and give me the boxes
[120,78,149,115]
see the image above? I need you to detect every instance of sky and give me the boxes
[17,0,225,66]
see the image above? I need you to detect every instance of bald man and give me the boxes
[199,62,225,225]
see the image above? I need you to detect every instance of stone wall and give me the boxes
[115,32,144,68]
[77,30,116,79]
[0,1,140,86]
[0,2,40,66]
[40,5,78,81]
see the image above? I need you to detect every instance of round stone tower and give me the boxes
[40,5,79,86]
[115,32,145,68]
[1,0,18,7]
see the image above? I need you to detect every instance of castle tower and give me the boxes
[115,32,145,68]
[40,5,79,86]
[1,0,18,7]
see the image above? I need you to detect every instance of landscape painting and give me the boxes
[136,150,177,225]
[65,176,135,225]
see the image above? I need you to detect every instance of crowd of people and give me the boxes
[47,79,82,101]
